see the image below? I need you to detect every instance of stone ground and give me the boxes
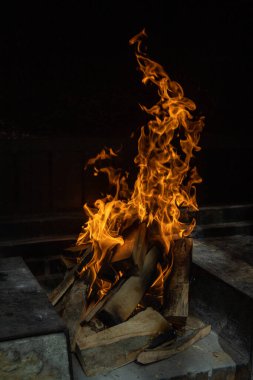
[72,330,235,380]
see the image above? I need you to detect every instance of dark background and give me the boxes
[0,0,253,217]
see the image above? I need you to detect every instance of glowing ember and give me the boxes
[75,29,204,305]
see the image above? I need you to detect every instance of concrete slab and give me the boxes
[0,256,72,379]
[0,333,70,380]
[191,235,253,379]
[72,330,235,380]
[193,236,253,299]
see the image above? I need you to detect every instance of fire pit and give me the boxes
[48,30,207,376]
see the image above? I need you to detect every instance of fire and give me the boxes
[75,29,204,305]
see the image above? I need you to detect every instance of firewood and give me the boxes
[111,227,138,263]
[99,246,159,325]
[60,280,88,351]
[54,285,72,316]
[136,321,211,364]
[76,307,170,376]
[80,278,124,323]
[163,238,192,324]
[111,222,147,264]
[48,268,76,306]
[147,328,176,349]
[48,245,92,306]
[61,255,77,270]
[132,222,148,269]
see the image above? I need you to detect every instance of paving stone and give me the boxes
[72,330,236,380]
[191,236,253,379]
[0,256,72,380]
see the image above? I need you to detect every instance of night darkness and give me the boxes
[0,0,253,213]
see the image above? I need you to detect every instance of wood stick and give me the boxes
[136,324,211,364]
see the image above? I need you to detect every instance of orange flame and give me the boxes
[76,30,204,303]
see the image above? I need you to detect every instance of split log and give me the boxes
[111,222,147,265]
[61,255,77,270]
[132,222,148,269]
[163,238,192,326]
[48,245,92,306]
[60,280,88,351]
[137,317,211,364]
[147,328,176,349]
[80,278,125,323]
[76,307,170,376]
[48,268,76,306]
[99,246,159,325]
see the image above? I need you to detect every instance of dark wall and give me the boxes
[0,0,253,216]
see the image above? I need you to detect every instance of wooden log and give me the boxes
[76,307,170,376]
[54,286,73,317]
[136,320,211,364]
[163,238,192,325]
[61,255,77,270]
[111,222,147,265]
[80,278,125,323]
[48,268,75,306]
[99,246,159,325]
[49,245,92,306]
[60,280,88,351]
[132,222,148,269]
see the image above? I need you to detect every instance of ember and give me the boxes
[49,29,206,376]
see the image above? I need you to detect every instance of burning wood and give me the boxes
[48,29,205,376]
[99,245,159,325]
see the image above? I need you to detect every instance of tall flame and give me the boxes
[76,29,204,302]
